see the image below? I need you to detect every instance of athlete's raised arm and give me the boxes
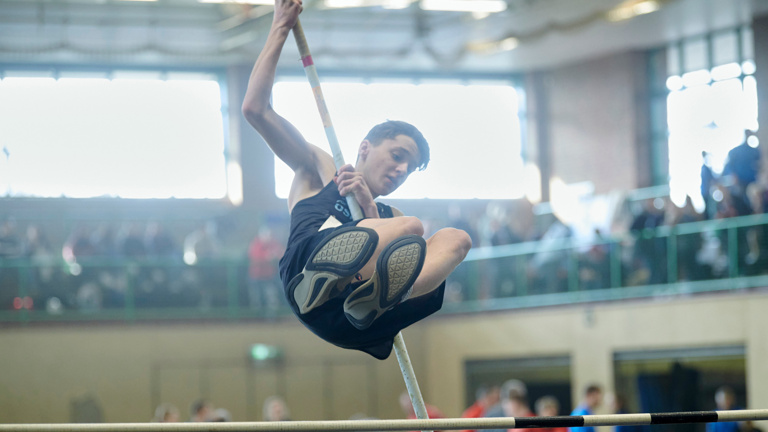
[241,0,333,184]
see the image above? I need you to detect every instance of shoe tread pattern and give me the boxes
[385,242,422,302]
[312,231,371,266]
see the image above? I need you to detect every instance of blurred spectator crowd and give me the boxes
[140,382,759,432]
[0,216,287,315]
[1,134,766,315]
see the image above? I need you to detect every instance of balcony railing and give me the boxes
[2,212,768,323]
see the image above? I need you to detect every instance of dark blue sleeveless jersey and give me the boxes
[278,180,393,287]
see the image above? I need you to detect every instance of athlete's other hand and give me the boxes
[335,164,378,218]
[273,0,303,31]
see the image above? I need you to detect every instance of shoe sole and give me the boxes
[288,226,378,315]
[344,235,426,330]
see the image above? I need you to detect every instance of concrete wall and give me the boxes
[545,51,651,194]
[2,291,767,427]
[0,319,430,423]
[423,291,768,425]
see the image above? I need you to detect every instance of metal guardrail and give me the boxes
[1,213,768,323]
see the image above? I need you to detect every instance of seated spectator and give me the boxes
[263,396,291,421]
[152,403,180,422]
[189,399,213,422]
[535,396,568,432]
[211,408,232,422]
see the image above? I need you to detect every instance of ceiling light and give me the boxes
[382,0,413,9]
[467,36,518,53]
[632,0,660,15]
[323,0,395,7]
[498,37,518,51]
[199,0,274,4]
[324,0,364,7]
[606,0,660,22]
[420,0,507,13]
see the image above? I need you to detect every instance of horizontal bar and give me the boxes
[1,410,767,432]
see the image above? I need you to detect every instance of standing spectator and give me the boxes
[706,387,741,432]
[485,379,530,432]
[184,220,221,264]
[461,385,500,432]
[701,151,718,220]
[142,221,181,307]
[723,131,761,197]
[247,227,284,310]
[0,218,22,258]
[745,167,768,274]
[444,204,477,298]
[117,222,146,259]
[628,199,665,285]
[183,220,223,307]
[22,224,57,307]
[505,393,535,432]
[569,384,603,432]
[663,197,705,281]
[0,218,22,310]
[90,223,118,258]
[145,222,178,258]
[528,214,573,294]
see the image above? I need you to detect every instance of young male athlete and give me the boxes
[241,0,472,359]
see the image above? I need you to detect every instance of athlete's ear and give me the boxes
[358,140,371,160]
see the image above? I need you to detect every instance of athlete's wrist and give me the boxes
[363,204,379,218]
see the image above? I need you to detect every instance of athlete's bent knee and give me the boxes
[446,228,472,258]
[398,216,425,237]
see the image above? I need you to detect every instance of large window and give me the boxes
[662,27,758,210]
[0,70,232,200]
[271,78,524,200]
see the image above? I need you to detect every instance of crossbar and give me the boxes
[2,410,768,432]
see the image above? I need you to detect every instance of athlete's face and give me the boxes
[358,134,421,197]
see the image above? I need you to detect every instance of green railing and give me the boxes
[2,213,768,323]
[443,212,768,313]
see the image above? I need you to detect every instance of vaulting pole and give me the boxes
[290,19,432,431]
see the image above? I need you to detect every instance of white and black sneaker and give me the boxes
[343,235,426,330]
[288,226,379,315]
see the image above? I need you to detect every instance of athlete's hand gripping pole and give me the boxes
[291,20,432,432]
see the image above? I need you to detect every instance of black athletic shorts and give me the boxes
[280,221,445,360]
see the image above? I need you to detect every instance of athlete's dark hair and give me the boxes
[364,120,430,171]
